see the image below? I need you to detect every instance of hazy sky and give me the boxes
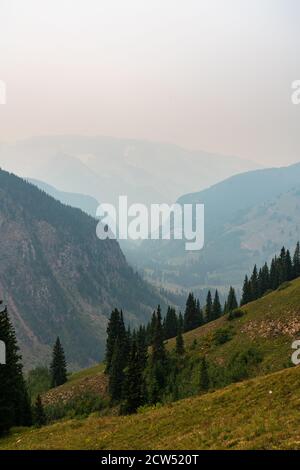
[0,0,300,166]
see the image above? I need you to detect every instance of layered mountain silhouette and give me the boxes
[0,135,259,206]
[0,170,163,369]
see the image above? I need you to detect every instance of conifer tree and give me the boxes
[183,293,197,332]
[212,290,222,320]
[196,299,204,326]
[260,263,270,296]
[285,249,293,281]
[178,312,184,331]
[50,337,67,388]
[240,275,251,306]
[147,306,167,404]
[0,303,32,435]
[149,310,157,344]
[136,326,148,372]
[278,247,287,285]
[270,257,279,290]
[205,290,213,322]
[225,287,238,313]
[123,334,145,414]
[199,356,209,392]
[163,307,178,340]
[250,265,259,300]
[293,242,300,279]
[105,309,121,373]
[34,394,47,427]
[109,340,125,403]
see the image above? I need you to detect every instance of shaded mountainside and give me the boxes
[2,366,300,450]
[129,162,300,294]
[0,170,164,369]
[27,178,99,218]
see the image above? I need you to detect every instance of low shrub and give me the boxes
[228,309,245,321]
[213,327,234,345]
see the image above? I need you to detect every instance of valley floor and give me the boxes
[1,365,300,450]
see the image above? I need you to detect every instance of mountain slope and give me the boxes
[2,280,300,449]
[42,276,300,410]
[130,162,300,292]
[2,365,300,450]
[0,169,163,369]
[27,179,99,218]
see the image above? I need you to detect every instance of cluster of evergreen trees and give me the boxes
[105,306,186,413]
[241,243,300,306]
[0,301,32,435]
[144,289,236,343]
[0,297,68,434]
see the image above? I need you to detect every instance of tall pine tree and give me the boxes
[50,337,67,388]
[205,291,213,322]
[0,303,32,435]
[212,290,222,320]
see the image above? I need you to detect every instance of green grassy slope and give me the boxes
[2,279,300,450]
[2,365,300,450]
[42,278,300,408]
[168,278,300,379]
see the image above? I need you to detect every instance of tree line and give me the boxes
[241,242,300,305]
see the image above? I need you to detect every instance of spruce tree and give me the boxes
[0,303,32,435]
[123,334,144,414]
[205,291,213,322]
[105,308,122,373]
[34,394,47,427]
[225,287,238,313]
[183,293,198,332]
[250,265,259,300]
[260,263,270,296]
[147,306,167,404]
[196,299,204,327]
[50,337,67,388]
[164,307,178,340]
[240,275,251,306]
[293,242,300,279]
[270,257,279,290]
[285,249,293,281]
[199,356,209,392]
[278,247,287,285]
[212,290,222,320]
[108,340,125,403]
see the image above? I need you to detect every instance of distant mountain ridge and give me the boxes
[0,135,260,206]
[0,169,164,370]
[127,162,300,294]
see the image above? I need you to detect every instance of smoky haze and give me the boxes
[0,0,299,167]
